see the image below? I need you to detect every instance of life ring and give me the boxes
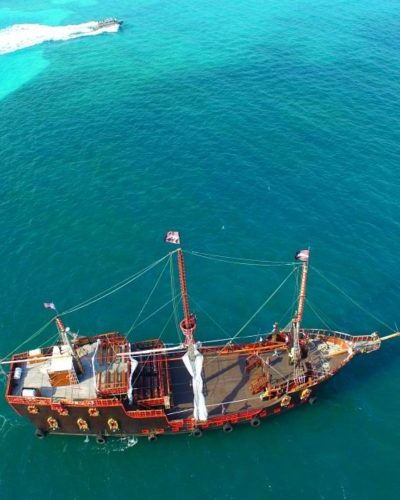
[107,418,119,432]
[88,408,99,417]
[77,418,89,431]
[47,417,59,430]
[301,388,311,400]
[281,395,291,407]
[27,405,39,415]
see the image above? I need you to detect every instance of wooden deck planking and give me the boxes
[167,340,351,418]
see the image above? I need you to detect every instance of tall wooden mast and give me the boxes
[295,257,309,327]
[55,317,69,347]
[54,316,84,374]
[291,249,310,364]
[177,248,196,346]
[164,231,196,346]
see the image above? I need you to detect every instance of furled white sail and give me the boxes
[182,344,208,421]
[127,357,139,405]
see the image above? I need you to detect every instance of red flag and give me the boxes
[164,231,181,245]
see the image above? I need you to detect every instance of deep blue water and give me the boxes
[1,1,400,498]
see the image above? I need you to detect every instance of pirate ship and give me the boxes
[3,233,399,442]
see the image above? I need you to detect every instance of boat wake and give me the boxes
[94,436,139,453]
[0,21,120,55]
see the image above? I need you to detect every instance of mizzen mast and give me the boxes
[43,304,84,374]
[54,315,84,375]
[55,316,69,347]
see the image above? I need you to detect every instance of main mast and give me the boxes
[177,248,196,345]
[291,249,310,364]
[164,231,196,346]
[295,252,309,327]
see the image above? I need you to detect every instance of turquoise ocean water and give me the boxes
[1,0,400,498]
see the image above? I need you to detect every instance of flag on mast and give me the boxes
[43,302,57,311]
[295,249,309,262]
[164,231,181,245]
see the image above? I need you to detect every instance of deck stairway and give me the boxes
[96,338,130,396]
[130,340,171,409]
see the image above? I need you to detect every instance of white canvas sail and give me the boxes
[182,344,208,421]
[127,357,139,405]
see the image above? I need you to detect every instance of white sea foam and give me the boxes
[0,21,120,55]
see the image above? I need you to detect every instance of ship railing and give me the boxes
[268,373,316,396]
[302,328,381,353]
[301,328,355,341]
[349,334,381,353]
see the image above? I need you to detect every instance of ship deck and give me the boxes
[166,338,350,419]
[9,336,350,413]
[11,342,99,400]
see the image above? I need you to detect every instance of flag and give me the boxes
[164,231,181,245]
[43,302,57,311]
[295,249,309,262]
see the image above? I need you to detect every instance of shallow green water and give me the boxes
[1,1,400,498]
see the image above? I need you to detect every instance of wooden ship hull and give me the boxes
[3,239,399,442]
[4,329,384,441]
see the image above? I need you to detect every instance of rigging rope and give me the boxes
[305,299,332,331]
[311,266,393,331]
[61,251,176,316]
[188,250,298,267]
[163,332,270,348]
[160,296,182,340]
[131,298,183,388]
[276,266,300,329]
[305,297,344,332]
[277,298,299,328]
[257,353,285,380]
[189,295,230,338]
[169,254,181,341]
[218,267,297,353]
[0,252,176,362]
[0,317,55,362]
[166,332,270,346]
[126,257,170,336]
[125,293,182,333]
